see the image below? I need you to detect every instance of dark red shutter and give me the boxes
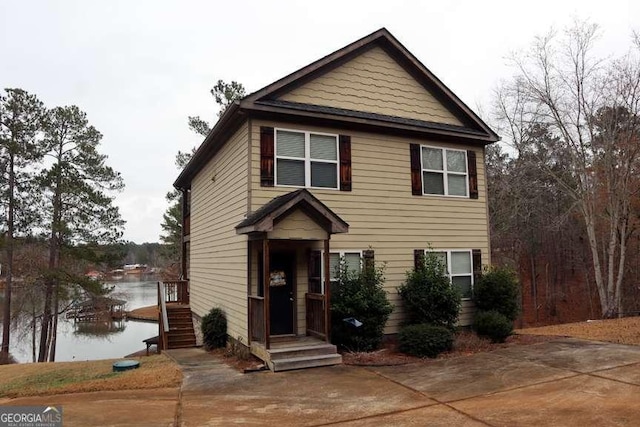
[339,135,352,191]
[363,249,374,270]
[472,249,482,284]
[413,249,424,270]
[260,127,274,187]
[467,150,478,199]
[410,144,422,195]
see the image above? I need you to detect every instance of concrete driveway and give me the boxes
[174,338,640,426]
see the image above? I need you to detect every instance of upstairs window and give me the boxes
[275,129,339,189]
[421,146,468,197]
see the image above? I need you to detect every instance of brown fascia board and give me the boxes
[173,102,245,190]
[243,27,499,141]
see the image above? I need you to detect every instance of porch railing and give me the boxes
[157,281,170,350]
[305,293,326,339]
[249,296,265,344]
[162,280,189,304]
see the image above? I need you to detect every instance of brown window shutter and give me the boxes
[339,135,352,191]
[363,249,374,270]
[410,144,422,195]
[308,249,322,293]
[260,127,274,187]
[413,249,425,270]
[472,249,482,284]
[467,150,478,199]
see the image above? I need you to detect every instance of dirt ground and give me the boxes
[518,316,640,345]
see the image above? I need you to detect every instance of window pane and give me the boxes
[452,276,473,298]
[451,251,472,274]
[329,253,340,279]
[422,147,443,170]
[311,162,337,188]
[431,251,448,274]
[276,159,305,186]
[344,253,361,273]
[423,172,444,194]
[276,130,305,158]
[310,134,337,160]
[446,150,466,173]
[448,175,467,196]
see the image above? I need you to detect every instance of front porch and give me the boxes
[236,189,349,371]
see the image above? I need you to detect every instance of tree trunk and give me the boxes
[49,288,59,362]
[1,154,15,364]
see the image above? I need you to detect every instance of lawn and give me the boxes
[518,316,640,345]
[0,354,181,398]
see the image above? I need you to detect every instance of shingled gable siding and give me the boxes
[249,120,489,332]
[190,122,249,342]
[279,46,464,126]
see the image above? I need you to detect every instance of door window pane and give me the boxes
[311,162,337,188]
[446,150,466,173]
[448,175,467,196]
[423,172,444,194]
[277,159,305,186]
[310,134,337,160]
[276,130,305,158]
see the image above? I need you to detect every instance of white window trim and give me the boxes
[426,249,474,300]
[320,250,363,294]
[274,127,340,190]
[420,145,469,198]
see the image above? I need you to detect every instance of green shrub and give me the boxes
[201,308,227,349]
[474,267,520,321]
[398,324,454,358]
[398,252,462,330]
[331,259,394,352]
[473,310,513,343]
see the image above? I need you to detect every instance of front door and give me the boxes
[269,251,295,335]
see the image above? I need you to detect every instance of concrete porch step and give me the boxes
[268,343,338,360]
[269,353,343,372]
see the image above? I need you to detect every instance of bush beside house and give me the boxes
[330,258,393,352]
[473,267,520,343]
[201,307,227,350]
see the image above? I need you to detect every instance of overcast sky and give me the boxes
[1,0,638,243]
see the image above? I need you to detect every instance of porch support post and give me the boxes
[263,238,270,349]
[247,240,252,346]
[323,237,331,342]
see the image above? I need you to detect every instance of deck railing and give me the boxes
[162,280,189,304]
[305,293,326,339]
[248,296,265,344]
[157,281,170,350]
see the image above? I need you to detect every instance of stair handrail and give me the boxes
[158,281,170,350]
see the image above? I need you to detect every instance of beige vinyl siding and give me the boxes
[250,120,490,332]
[269,209,328,240]
[279,46,463,126]
[190,122,249,341]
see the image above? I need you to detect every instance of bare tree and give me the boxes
[494,21,640,317]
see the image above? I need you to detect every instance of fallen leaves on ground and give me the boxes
[518,316,640,345]
[0,354,182,398]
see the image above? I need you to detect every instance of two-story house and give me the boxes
[171,28,499,371]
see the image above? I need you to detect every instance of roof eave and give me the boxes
[173,101,245,190]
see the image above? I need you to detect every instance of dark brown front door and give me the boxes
[269,251,295,335]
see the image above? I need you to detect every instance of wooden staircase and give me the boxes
[166,305,196,349]
[252,336,342,372]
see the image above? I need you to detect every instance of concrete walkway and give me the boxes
[173,339,640,426]
[3,339,639,426]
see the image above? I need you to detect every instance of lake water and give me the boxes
[8,278,159,363]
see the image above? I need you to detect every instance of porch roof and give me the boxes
[235,189,349,235]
